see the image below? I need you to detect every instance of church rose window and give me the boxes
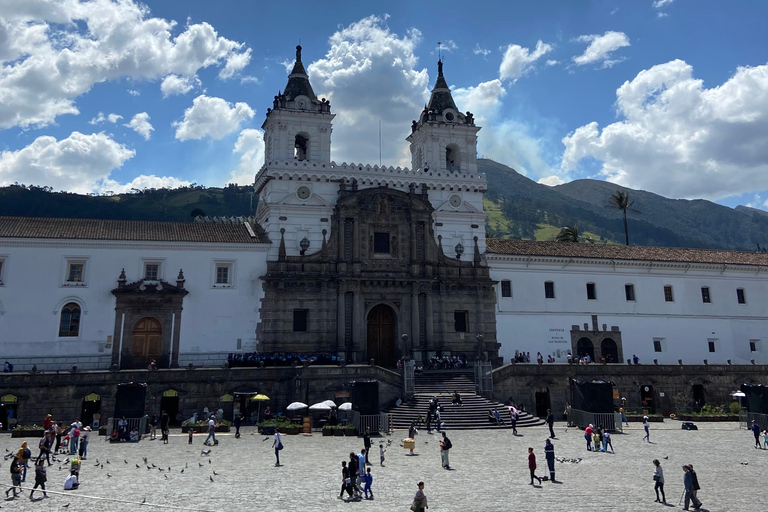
[59,302,81,337]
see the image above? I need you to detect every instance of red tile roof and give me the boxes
[486,238,768,267]
[0,216,270,244]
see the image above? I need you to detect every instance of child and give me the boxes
[603,431,614,453]
[188,428,195,444]
[29,458,47,499]
[763,430,768,449]
[5,455,22,498]
[379,443,386,467]
[362,467,373,500]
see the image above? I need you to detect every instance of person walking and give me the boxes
[411,481,428,511]
[642,415,650,442]
[652,459,666,504]
[79,426,90,459]
[682,465,701,510]
[544,439,556,482]
[546,409,555,438]
[38,432,52,466]
[379,443,386,467]
[29,458,47,500]
[440,431,452,470]
[339,461,352,500]
[160,411,170,444]
[528,447,542,485]
[510,408,519,435]
[688,464,701,508]
[362,467,373,500]
[751,420,761,448]
[563,402,571,426]
[363,428,372,464]
[619,407,628,426]
[233,413,242,438]
[204,415,217,446]
[149,414,158,440]
[272,428,283,466]
[5,456,22,498]
[348,452,361,498]
[15,442,31,483]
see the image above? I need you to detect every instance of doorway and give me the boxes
[160,390,180,426]
[576,338,594,361]
[366,304,397,367]
[640,385,655,414]
[691,384,706,410]
[81,393,102,428]
[601,338,619,363]
[130,317,162,369]
[0,394,18,431]
[535,387,551,418]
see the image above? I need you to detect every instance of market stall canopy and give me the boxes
[286,402,308,411]
[338,402,352,411]
[322,400,337,408]
[731,391,746,397]
[252,394,270,401]
[309,402,332,411]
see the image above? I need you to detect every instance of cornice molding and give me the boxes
[0,238,271,252]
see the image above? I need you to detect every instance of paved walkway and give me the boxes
[1,422,764,511]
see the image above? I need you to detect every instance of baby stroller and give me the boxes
[59,435,70,454]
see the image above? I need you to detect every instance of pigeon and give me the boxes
[213,471,218,476]
[663,456,669,460]
[106,460,110,464]
[208,459,212,465]
[180,469,184,474]
[142,498,146,504]
[168,467,171,471]
[210,476,214,482]
[136,464,140,468]
[143,457,148,464]
[201,450,211,456]
[151,463,156,468]
[63,504,70,508]
[199,463,204,467]
[124,459,128,464]
[164,475,168,480]
[158,468,164,472]
[107,473,112,478]
[101,464,104,469]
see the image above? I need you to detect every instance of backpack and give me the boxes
[442,437,452,450]
[22,447,32,459]
[73,428,80,437]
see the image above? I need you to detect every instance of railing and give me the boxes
[569,409,623,433]
[474,361,493,398]
[105,417,148,441]
[742,411,768,430]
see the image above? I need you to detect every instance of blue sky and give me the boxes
[1,0,767,210]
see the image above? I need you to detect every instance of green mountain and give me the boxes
[2,159,767,251]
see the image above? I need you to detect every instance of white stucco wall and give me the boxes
[489,257,768,365]
[0,239,269,370]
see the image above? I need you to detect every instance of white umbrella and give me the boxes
[323,399,337,408]
[286,402,308,411]
[338,402,353,411]
[731,391,746,397]
[309,402,332,411]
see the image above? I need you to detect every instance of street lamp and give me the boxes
[300,237,310,256]
[454,242,464,260]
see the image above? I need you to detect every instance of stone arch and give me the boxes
[576,337,594,361]
[601,338,619,363]
[294,132,309,161]
[446,143,460,172]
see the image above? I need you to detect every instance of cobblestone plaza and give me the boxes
[1,422,763,511]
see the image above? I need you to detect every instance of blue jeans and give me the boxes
[80,439,88,458]
[70,437,79,455]
[205,431,216,445]
[20,461,28,481]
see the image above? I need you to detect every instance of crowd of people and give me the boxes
[227,352,342,368]
[338,428,379,501]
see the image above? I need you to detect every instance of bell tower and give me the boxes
[406,59,480,175]
[262,45,334,165]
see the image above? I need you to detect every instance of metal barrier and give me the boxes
[106,417,148,441]
[379,412,393,434]
[474,361,493,397]
[743,411,768,430]
[569,409,623,433]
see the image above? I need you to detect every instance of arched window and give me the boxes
[59,302,81,337]
[446,144,460,172]
[576,337,594,360]
[294,133,309,161]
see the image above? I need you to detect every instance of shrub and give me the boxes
[12,424,44,431]
[729,401,742,415]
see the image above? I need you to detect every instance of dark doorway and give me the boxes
[535,387,551,418]
[128,317,162,369]
[576,337,594,361]
[601,338,619,363]
[691,385,706,410]
[161,390,180,426]
[81,393,101,428]
[0,394,18,431]
[367,304,397,367]
[640,385,655,414]
[114,383,147,419]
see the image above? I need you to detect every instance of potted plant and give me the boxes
[322,425,335,436]
[333,425,345,437]
[344,424,358,436]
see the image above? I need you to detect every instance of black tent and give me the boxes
[571,379,614,413]
[114,382,147,418]
[741,384,768,414]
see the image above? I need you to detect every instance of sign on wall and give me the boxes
[547,328,568,344]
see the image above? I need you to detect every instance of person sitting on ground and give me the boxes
[493,409,504,425]
[129,427,140,442]
[452,391,462,406]
[63,471,78,490]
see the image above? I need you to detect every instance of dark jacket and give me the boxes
[683,471,694,491]
[363,432,371,449]
[690,469,700,491]
[546,413,554,426]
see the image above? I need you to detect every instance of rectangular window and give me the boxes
[663,285,674,302]
[701,286,711,303]
[216,265,230,284]
[67,263,84,282]
[708,341,716,353]
[750,340,759,352]
[144,264,159,280]
[454,311,468,332]
[373,232,390,253]
[625,284,636,301]
[544,281,555,299]
[293,309,308,332]
[586,283,597,300]
[737,288,746,304]
[500,280,512,298]
[653,340,662,352]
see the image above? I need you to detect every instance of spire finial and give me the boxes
[296,45,302,63]
[438,59,443,78]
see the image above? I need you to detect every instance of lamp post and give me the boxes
[300,237,310,256]
[454,242,464,260]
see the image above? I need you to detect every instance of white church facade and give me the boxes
[1,47,767,371]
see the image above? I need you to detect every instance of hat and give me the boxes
[85,426,91,431]
[47,414,52,417]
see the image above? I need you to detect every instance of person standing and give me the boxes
[379,443,386,467]
[563,403,571,426]
[528,447,542,485]
[440,431,452,470]
[682,465,701,510]
[751,420,761,448]
[272,428,283,466]
[546,409,555,438]
[642,415,650,442]
[603,430,613,453]
[38,432,52,466]
[68,423,80,455]
[149,414,158,440]
[620,407,628,426]
[29,458,47,500]
[652,459,666,504]
[510,408,519,435]
[363,428,372,464]
[79,426,90,459]
[339,461,352,500]
[43,414,52,431]
[6,456,22,498]
[234,413,242,438]
[434,409,442,432]
[544,439,556,482]
[411,481,428,512]
[408,421,418,455]
[584,424,594,451]
[160,410,170,444]
[54,423,63,453]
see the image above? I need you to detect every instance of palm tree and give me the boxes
[556,225,580,243]
[608,190,639,245]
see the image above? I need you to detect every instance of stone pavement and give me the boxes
[0,422,764,511]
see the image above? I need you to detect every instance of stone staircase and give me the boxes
[386,371,545,430]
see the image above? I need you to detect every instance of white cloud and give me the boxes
[307,15,429,165]
[219,47,252,79]
[0,0,251,129]
[127,89,141,96]
[0,131,135,194]
[125,112,154,140]
[561,60,768,200]
[174,95,254,141]
[160,74,199,97]
[99,174,191,194]
[228,128,264,185]
[89,112,123,125]
[572,31,630,68]
[453,79,506,124]
[499,40,553,82]
[473,44,491,56]
[546,60,559,66]
[438,40,458,52]
[538,175,566,186]
[652,0,674,8]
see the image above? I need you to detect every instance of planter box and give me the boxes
[333,429,345,437]
[181,425,230,433]
[284,426,300,435]
[344,429,358,436]
[677,415,738,422]
[11,429,45,438]
[322,429,334,436]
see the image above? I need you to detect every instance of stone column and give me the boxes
[336,288,344,353]
[425,293,434,362]
[410,289,419,360]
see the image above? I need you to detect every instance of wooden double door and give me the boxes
[130,317,162,366]
[366,305,397,368]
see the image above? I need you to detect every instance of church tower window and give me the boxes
[294,133,308,161]
[373,232,390,254]
[446,144,460,172]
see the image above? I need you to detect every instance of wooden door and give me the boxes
[132,317,162,360]
[366,305,397,367]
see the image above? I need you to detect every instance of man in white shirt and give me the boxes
[64,472,78,490]
[204,416,217,446]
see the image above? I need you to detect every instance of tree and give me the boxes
[190,208,206,218]
[556,225,580,243]
[608,190,640,246]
